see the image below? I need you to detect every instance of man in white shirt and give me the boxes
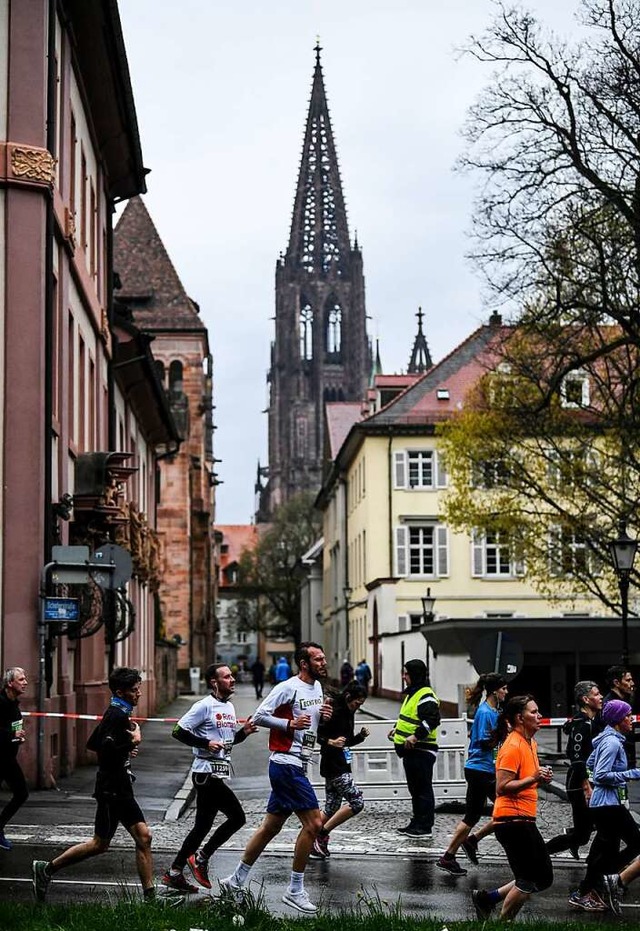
[162,664,257,893]
[221,641,332,913]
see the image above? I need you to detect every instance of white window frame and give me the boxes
[472,529,525,578]
[549,524,592,577]
[394,523,449,578]
[560,371,589,408]
[393,449,447,490]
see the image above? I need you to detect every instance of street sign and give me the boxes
[50,545,90,584]
[43,597,80,622]
[91,544,133,590]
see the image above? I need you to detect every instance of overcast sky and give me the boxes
[118,0,582,524]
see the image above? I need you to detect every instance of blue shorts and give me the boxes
[266,761,319,814]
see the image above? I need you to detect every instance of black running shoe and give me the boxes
[437,855,467,876]
[472,889,495,920]
[462,833,479,864]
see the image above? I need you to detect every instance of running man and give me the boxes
[0,667,29,850]
[162,663,257,893]
[32,667,155,902]
[220,641,332,913]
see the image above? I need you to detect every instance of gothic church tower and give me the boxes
[262,44,369,517]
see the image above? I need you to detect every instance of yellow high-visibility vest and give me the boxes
[393,686,439,749]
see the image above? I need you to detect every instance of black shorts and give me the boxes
[94,794,146,841]
[462,768,495,827]
[494,820,553,894]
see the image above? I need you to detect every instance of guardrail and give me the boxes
[309,717,468,803]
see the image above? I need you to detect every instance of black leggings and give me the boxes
[583,805,640,893]
[173,774,245,870]
[546,788,593,854]
[0,757,28,830]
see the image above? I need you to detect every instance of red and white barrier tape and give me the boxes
[22,711,180,723]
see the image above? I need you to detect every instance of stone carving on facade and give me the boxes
[115,502,160,590]
[11,145,56,186]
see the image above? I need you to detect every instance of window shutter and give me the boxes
[436,452,448,488]
[398,614,410,633]
[436,525,449,577]
[471,529,485,577]
[395,525,408,576]
[548,525,562,577]
[394,451,407,489]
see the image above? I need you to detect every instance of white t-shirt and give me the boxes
[253,676,324,768]
[177,694,238,777]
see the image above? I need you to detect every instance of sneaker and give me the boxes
[462,833,479,864]
[161,871,199,894]
[0,832,12,852]
[603,874,623,916]
[32,860,51,903]
[282,888,318,914]
[219,874,245,899]
[403,827,432,838]
[397,823,415,834]
[589,889,607,909]
[187,854,211,890]
[568,890,606,911]
[309,838,328,860]
[437,855,467,876]
[472,889,495,921]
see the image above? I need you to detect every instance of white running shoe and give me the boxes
[219,874,245,900]
[282,888,318,913]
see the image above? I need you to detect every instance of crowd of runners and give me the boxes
[1,650,640,916]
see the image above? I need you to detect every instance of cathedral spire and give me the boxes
[407,306,433,374]
[286,43,351,276]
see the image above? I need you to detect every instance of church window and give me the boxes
[326,302,342,357]
[155,360,166,385]
[300,303,313,360]
[169,360,183,393]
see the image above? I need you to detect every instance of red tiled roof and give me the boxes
[218,524,259,572]
[113,196,205,331]
[325,403,362,459]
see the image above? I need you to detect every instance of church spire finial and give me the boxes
[315,36,322,65]
[286,43,351,276]
[408,306,433,374]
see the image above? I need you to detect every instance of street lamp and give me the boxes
[609,519,638,667]
[420,587,436,675]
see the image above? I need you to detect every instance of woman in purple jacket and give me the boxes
[579,699,640,912]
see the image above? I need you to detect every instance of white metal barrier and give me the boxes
[309,717,468,803]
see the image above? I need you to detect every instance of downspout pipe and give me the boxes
[388,431,394,576]
[38,0,57,789]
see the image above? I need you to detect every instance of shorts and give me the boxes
[494,820,553,894]
[266,761,319,815]
[462,768,496,827]
[324,772,364,818]
[94,794,146,841]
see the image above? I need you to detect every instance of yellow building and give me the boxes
[317,318,616,716]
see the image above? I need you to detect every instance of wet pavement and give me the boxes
[2,683,638,920]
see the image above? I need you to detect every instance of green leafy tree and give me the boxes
[238,492,322,644]
[439,0,640,611]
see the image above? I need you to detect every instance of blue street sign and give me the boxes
[43,597,80,622]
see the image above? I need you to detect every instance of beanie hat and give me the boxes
[404,659,428,686]
[602,699,632,726]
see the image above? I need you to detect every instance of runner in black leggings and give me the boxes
[162,664,257,893]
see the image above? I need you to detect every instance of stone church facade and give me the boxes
[259,45,370,518]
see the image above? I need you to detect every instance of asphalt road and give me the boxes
[3,842,640,921]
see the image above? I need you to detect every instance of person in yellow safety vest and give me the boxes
[389,659,440,838]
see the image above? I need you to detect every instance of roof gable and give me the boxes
[113,196,205,331]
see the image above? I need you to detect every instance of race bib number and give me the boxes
[300,730,316,762]
[209,759,231,778]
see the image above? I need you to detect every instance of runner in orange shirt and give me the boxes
[471,694,554,921]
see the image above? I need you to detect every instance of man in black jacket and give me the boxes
[546,680,603,905]
[0,667,29,850]
[32,667,155,902]
[603,665,637,766]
